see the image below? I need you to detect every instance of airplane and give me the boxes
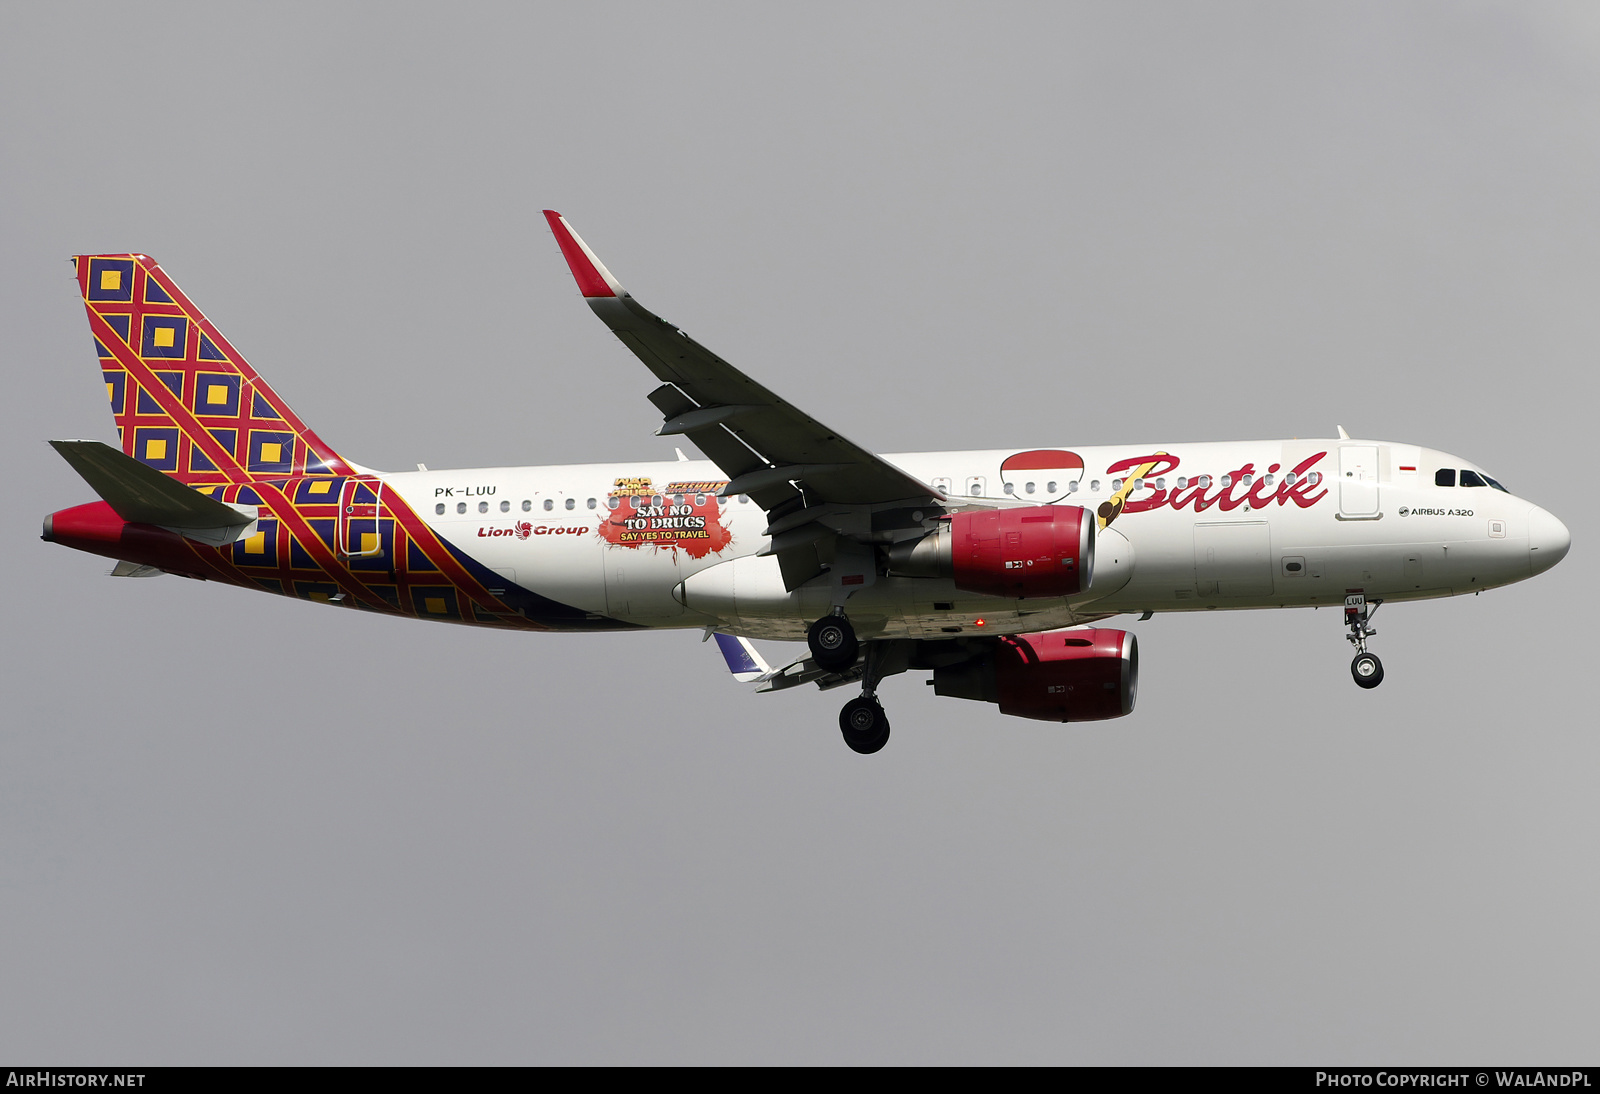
[42,212,1571,754]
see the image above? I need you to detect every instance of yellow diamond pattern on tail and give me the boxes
[73,253,352,485]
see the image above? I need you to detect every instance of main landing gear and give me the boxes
[808,611,858,673]
[840,695,890,755]
[1344,592,1384,689]
[808,615,892,754]
[840,640,895,755]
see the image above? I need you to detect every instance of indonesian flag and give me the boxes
[1000,450,1085,499]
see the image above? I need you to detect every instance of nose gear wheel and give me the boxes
[1343,594,1384,689]
[1350,652,1384,689]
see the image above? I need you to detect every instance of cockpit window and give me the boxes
[1435,469,1456,487]
[1484,475,1508,493]
[1460,470,1487,488]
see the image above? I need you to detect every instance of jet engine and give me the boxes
[886,505,1094,599]
[932,627,1137,722]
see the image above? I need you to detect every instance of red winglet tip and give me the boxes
[543,210,617,298]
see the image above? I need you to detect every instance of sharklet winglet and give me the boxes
[713,632,772,684]
[543,211,625,298]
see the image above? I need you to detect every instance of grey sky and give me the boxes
[2,2,1595,1064]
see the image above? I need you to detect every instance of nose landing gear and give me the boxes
[1344,592,1384,689]
[1350,651,1384,688]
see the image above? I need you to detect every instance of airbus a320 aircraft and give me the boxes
[43,213,1570,753]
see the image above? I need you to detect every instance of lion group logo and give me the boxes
[514,521,533,541]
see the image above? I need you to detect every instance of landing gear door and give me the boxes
[1338,446,1380,518]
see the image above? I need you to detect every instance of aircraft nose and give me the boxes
[1527,505,1570,576]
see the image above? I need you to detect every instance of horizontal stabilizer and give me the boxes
[51,440,256,546]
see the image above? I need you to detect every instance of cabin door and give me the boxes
[338,478,386,562]
[1338,446,1380,518]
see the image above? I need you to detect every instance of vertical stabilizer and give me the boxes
[74,254,353,484]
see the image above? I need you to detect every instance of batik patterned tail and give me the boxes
[75,254,352,484]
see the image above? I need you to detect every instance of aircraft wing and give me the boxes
[543,211,942,518]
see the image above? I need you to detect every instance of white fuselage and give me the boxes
[381,438,1563,642]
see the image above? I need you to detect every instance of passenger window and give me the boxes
[1089,480,1100,492]
[966,476,985,496]
[500,500,510,513]
[1025,481,1035,494]
[544,499,554,511]
[1220,475,1232,488]
[1241,474,1253,486]
[1306,472,1320,486]
[1284,472,1296,486]
[1003,483,1015,495]
[456,502,466,514]
[1155,477,1165,490]
[1047,481,1058,493]
[1460,470,1487,488]
[1199,475,1211,489]
[522,499,532,512]
[1132,478,1144,490]
[435,503,445,515]
[932,477,953,494]
[588,498,597,509]
[1435,469,1456,487]
[1263,474,1273,487]
[478,501,489,513]
[738,495,749,504]
[607,497,620,510]
[1111,479,1124,492]
[565,497,575,510]
[1177,477,1187,490]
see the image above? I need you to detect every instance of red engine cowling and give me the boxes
[886,504,1095,599]
[932,628,1138,722]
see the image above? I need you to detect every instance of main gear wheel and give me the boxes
[839,696,890,754]
[808,614,859,673]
